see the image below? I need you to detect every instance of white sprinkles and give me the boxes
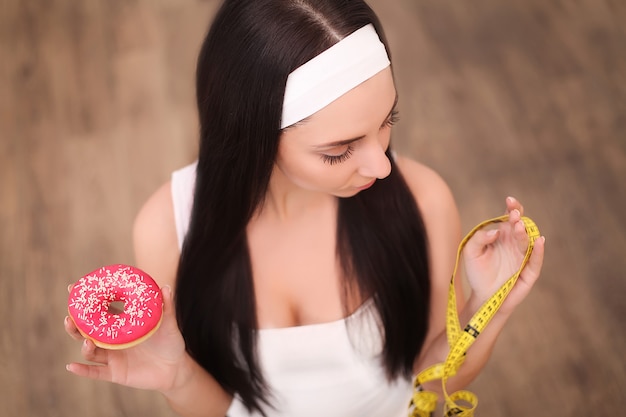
[68,265,161,342]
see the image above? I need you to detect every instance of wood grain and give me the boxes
[1,0,624,415]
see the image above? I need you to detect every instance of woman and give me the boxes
[65,0,545,416]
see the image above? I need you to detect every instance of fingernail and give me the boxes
[65,364,70,371]
[67,284,72,293]
[64,316,68,326]
[487,229,498,237]
[162,285,172,298]
[541,236,546,243]
[507,196,515,203]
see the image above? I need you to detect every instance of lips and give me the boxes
[357,179,376,190]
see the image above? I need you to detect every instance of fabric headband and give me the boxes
[280,24,391,129]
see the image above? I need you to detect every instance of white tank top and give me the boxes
[171,162,413,417]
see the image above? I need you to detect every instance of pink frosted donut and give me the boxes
[68,264,163,350]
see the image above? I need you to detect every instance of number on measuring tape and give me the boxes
[408,215,540,417]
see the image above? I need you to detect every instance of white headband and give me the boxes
[281,24,391,129]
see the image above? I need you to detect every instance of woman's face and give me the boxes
[276,68,397,198]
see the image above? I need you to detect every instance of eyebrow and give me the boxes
[313,94,399,149]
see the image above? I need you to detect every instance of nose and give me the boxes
[357,139,392,179]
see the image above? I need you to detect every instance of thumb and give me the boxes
[157,285,181,336]
[161,285,174,316]
[464,228,499,259]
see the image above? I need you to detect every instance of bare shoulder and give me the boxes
[395,155,464,353]
[394,155,459,225]
[132,181,180,289]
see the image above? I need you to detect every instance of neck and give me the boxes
[256,165,336,222]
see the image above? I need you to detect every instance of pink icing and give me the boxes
[68,264,163,346]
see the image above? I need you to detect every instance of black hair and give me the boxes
[175,0,430,414]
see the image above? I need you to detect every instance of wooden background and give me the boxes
[1,0,624,416]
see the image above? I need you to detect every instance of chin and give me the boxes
[333,189,361,198]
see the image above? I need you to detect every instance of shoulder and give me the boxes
[132,181,180,289]
[394,155,464,349]
[394,155,459,229]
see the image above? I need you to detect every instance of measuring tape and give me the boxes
[408,214,540,417]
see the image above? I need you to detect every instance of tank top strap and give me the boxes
[171,161,198,250]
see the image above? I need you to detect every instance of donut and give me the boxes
[68,264,164,350]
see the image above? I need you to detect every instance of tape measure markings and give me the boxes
[409,214,540,417]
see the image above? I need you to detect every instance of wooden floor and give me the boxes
[1,0,624,416]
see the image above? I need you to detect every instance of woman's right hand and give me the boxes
[64,285,187,393]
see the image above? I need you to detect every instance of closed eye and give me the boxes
[320,145,354,165]
[382,109,399,129]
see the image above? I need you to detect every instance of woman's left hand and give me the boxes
[461,196,545,316]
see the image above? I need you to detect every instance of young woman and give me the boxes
[65,0,545,416]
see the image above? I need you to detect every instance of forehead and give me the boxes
[281,68,396,144]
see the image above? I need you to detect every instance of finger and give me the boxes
[514,218,530,253]
[159,285,180,334]
[519,236,545,286]
[162,285,173,314]
[81,339,109,364]
[464,228,500,259]
[505,196,524,217]
[507,208,521,224]
[65,316,84,341]
[66,362,112,382]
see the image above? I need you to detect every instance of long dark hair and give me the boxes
[175,0,430,414]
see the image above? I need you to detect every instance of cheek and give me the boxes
[380,129,392,151]
[276,149,353,190]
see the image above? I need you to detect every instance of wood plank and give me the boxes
[1,0,624,415]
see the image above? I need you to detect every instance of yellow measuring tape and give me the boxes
[408,214,540,417]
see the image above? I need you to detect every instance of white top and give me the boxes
[171,162,413,417]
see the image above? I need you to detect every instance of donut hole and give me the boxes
[108,300,125,315]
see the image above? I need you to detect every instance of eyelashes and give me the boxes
[385,109,400,128]
[320,110,398,165]
[321,145,354,165]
